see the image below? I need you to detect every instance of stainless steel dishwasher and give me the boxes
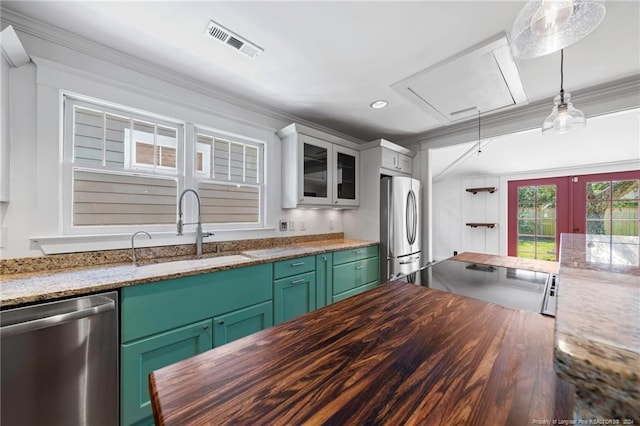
[1,291,118,426]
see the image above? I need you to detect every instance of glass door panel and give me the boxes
[336,152,356,200]
[508,177,569,261]
[303,142,328,199]
[333,145,358,206]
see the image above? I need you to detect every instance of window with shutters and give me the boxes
[66,98,182,229]
[194,130,264,225]
[63,95,266,233]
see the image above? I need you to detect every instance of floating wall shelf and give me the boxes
[466,223,497,229]
[465,187,497,194]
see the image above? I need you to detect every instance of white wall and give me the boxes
[431,161,639,261]
[1,28,347,259]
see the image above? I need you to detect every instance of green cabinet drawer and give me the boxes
[213,301,273,347]
[332,245,379,265]
[273,255,316,279]
[121,263,272,342]
[273,271,316,324]
[315,253,333,309]
[333,281,379,303]
[121,319,212,426]
[333,257,379,295]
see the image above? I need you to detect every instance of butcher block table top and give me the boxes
[149,281,573,425]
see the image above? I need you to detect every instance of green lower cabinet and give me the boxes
[333,281,379,303]
[333,257,379,294]
[214,301,273,347]
[273,271,316,324]
[315,253,333,308]
[121,319,213,426]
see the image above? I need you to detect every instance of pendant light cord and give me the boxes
[560,49,565,103]
[477,109,481,155]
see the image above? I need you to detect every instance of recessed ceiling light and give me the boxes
[370,100,389,109]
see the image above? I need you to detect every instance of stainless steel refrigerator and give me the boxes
[380,176,422,281]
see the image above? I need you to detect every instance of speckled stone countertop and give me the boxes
[554,233,639,422]
[0,238,378,308]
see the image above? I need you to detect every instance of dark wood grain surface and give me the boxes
[150,281,573,425]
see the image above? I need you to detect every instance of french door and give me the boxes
[508,177,570,261]
[508,170,640,261]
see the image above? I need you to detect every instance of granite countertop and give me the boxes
[0,238,378,308]
[554,233,639,421]
[149,281,573,425]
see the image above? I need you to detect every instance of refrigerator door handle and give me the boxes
[406,190,417,245]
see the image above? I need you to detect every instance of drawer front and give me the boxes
[332,257,379,295]
[333,281,379,303]
[273,255,316,279]
[332,245,378,265]
[121,263,272,343]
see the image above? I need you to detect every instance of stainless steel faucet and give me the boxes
[131,231,151,264]
[177,189,214,257]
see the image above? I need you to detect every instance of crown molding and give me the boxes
[401,75,640,148]
[0,7,365,144]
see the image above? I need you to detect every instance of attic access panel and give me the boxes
[392,33,527,123]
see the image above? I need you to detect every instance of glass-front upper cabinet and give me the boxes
[334,145,359,207]
[297,135,334,205]
[278,124,359,209]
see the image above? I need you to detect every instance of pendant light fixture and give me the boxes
[511,0,606,59]
[542,49,585,135]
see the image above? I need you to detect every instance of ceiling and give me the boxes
[2,1,639,141]
[431,108,640,180]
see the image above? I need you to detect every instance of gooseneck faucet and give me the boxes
[131,230,152,264]
[177,189,213,257]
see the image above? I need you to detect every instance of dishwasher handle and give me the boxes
[0,297,115,337]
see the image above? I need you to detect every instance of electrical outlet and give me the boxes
[279,220,287,231]
[329,220,334,231]
[289,220,295,231]
[300,220,306,231]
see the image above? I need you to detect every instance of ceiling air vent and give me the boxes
[204,20,264,59]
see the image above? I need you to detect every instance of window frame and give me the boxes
[192,126,266,229]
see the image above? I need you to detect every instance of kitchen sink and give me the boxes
[134,253,253,271]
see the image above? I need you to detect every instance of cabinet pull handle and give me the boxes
[291,279,307,285]
[355,266,364,270]
[291,261,305,267]
[354,250,364,254]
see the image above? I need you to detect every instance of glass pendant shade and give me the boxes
[541,91,586,134]
[511,0,606,59]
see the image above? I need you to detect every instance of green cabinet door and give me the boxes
[315,253,333,308]
[273,271,316,324]
[121,319,212,426]
[213,301,273,347]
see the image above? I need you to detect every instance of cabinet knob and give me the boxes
[334,201,338,204]
[203,325,209,330]
[217,321,224,325]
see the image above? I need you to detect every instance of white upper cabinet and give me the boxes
[380,147,413,175]
[363,139,415,177]
[278,124,359,209]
